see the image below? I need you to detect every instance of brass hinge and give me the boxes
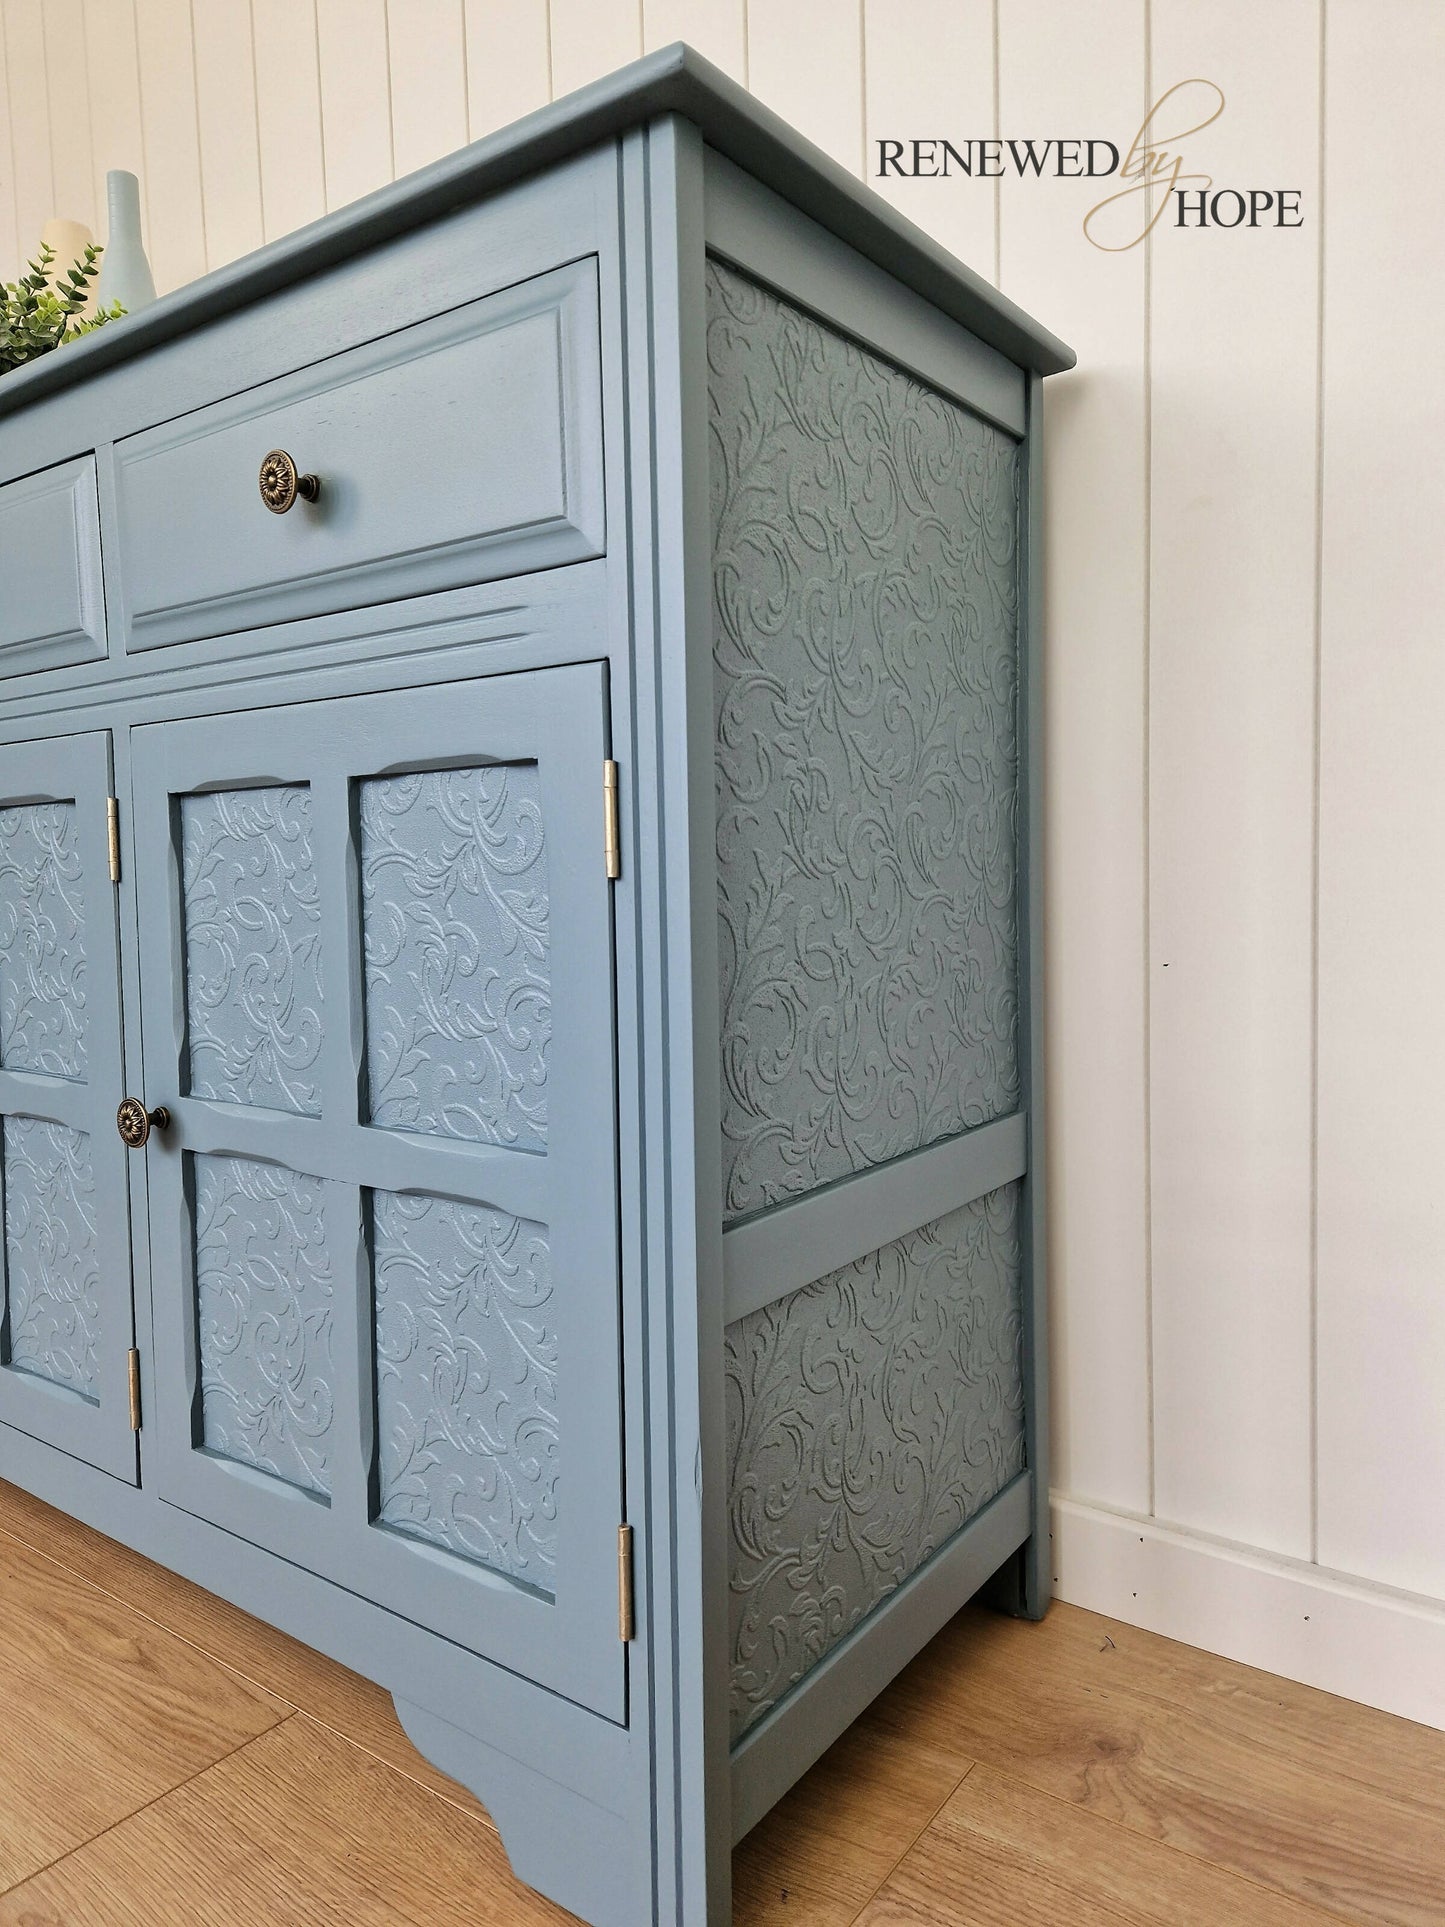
[127,1348,142,1431]
[617,1523,634,1642]
[603,759,620,881]
[106,796,121,883]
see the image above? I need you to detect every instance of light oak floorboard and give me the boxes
[0,1715,575,1926]
[870,1603,1445,1927]
[856,1764,1346,1926]
[3,1477,1441,1925]
[0,1531,286,1893]
[0,1481,494,1827]
[733,1705,971,1927]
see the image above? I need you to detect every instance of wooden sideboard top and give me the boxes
[0,41,1073,429]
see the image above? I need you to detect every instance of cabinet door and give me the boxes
[0,732,138,1482]
[132,667,625,1719]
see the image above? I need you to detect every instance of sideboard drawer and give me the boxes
[114,257,604,650]
[0,456,107,674]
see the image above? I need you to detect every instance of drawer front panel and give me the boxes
[0,458,107,675]
[116,258,605,651]
[131,665,625,1721]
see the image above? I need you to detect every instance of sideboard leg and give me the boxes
[392,1697,653,1927]
[981,1532,1051,1622]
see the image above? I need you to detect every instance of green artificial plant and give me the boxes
[0,242,125,376]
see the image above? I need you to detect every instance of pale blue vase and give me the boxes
[97,170,157,314]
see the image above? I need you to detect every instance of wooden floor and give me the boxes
[0,1481,1441,1925]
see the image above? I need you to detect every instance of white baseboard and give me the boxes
[1050,1495,1445,1734]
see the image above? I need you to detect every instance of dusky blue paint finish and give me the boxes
[3,1113,102,1399]
[0,457,107,675]
[725,1181,1026,1741]
[193,1150,336,1497]
[359,762,552,1150]
[708,254,1034,1765]
[131,668,624,1724]
[373,1187,558,1591]
[114,260,606,651]
[0,797,89,1080]
[180,784,324,1115]
[0,51,1070,1927]
[709,260,1022,1222]
[0,732,136,1484]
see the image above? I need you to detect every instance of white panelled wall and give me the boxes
[2,0,1443,1731]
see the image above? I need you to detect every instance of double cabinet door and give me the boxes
[0,665,627,1721]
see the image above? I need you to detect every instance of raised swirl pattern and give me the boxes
[361,766,550,1150]
[725,1182,1026,1739]
[2,1116,100,1400]
[181,786,323,1116]
[708,261,1021,1220]
[195,1153,334,1498]
[373,1188,557,1592]
[0,801,88,1081]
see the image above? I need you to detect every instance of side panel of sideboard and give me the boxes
[698,149,1049,1845]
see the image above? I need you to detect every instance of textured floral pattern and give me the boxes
[0,801,88,1081]
[181,786,323,1116]
[708,261,1022,1220]
[195,1153,334,1498]
[361,766,550,1151]
[725,1182,1025,1739]
[2,1116,100,1400]
[373,1188,557,1591]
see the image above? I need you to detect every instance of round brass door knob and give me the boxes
[258,448,321,514]
[116,1098,170,1149]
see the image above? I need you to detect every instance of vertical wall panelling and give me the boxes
[191,0,262,273]
[316,0,392,211]
[387,0,467,179]
[1147,0,1320,1555]
[746,0,863,175]
[251,0,325,245]
[864,0,995,284]
[0,7,20,279]
[41,0,94,234]
[132,0,206,294]
[1316,1,1445,1601]
[3,0,53,264]
[546,0,641,101]
[996,0,1152,1514]
[642,0,745,81]
[79,0,145,267]
[463,0,551,139]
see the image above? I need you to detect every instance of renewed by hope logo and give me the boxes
[876,80,1303,251]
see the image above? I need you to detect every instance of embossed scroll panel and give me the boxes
[725,1183,1026,1738]
[0,806,98,1394]
[181,786,323,1117]
[133,666,624,1721]
[708,260,1022,1223]
[0,733,138,1482]
[709,262,1030,1737]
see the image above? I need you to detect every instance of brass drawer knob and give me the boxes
[259,448,321,514]
[117,1098,170,1149]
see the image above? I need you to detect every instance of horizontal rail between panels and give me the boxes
[720,1110,1028,1326]
[0,1069,90,1135]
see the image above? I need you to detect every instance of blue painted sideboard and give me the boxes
[0,44,1071,1925]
